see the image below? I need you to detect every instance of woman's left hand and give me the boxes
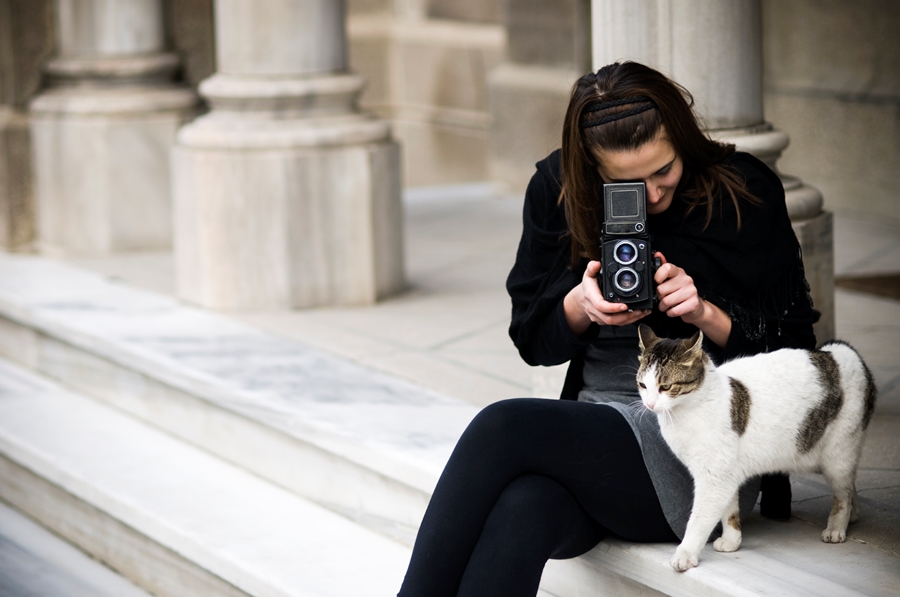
[653,252,732,347]
[653,253,704,324]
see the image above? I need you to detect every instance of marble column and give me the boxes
[29,0,196,255]
[172,0,404,310]
[592,0,835,342]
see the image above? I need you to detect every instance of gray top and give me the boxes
[577,325,759,540]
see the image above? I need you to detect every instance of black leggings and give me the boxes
[397,398,678,597]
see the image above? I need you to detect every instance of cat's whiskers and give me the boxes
[629,399,653,425]
[666,407,681,427]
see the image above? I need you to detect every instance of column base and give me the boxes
[30,85,196,256]
[172,66,406,310]
[792,210,835,344]
[172,140,405,310]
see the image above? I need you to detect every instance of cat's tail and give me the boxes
[819,340,878,429]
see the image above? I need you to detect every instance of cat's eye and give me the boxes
[659,384,671,391]
[638,382,646,389]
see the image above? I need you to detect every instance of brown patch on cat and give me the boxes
[729,377,751,436]
[862,360,877,430]
[825,340,878,430]
[830,495,844,518]
[796,350,843,454]
[728,512,741,531]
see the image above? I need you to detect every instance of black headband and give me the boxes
[580,96,657,129]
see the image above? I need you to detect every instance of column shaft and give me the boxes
[56,0,165,56]
[216,0,346,75]
[593,0,762,129]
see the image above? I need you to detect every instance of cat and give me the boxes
[635,324,877,572]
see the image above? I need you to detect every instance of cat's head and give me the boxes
[636,324,709,413]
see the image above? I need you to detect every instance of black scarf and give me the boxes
[643,152,814,348]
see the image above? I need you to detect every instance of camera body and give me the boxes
[599,182,657,310]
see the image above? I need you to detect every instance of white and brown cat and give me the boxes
[636,325,877,572]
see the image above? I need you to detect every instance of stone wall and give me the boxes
[762,0,900,228]
[347,0,505,187]
[488,0,591,193]
[163,0,215,88]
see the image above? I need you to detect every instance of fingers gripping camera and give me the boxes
[599,182,661,311]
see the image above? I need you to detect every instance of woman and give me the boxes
[397,62,817,597]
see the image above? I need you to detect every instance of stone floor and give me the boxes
[64,184,900,561]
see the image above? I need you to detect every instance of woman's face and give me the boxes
[592,133,683,215]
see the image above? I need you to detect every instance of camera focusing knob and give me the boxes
[653,256,662,269]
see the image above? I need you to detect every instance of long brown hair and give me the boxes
[560,62,758,265]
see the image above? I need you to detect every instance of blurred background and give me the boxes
[0,1,898,596]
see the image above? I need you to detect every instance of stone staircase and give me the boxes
[0,359,410,596]
[0,253,897,596]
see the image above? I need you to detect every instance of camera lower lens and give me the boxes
[614,240,638,265]
[613,267,640,295]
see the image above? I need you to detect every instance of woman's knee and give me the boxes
[464,398,559,441]
[460,398,536,447]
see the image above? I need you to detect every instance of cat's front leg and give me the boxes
[822,488,854,543]
[712,492,742,553]
[672,481,738,571]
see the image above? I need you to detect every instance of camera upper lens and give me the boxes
[613,268,640,295]
[614,240,638,265]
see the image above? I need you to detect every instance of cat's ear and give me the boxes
[638,324,659,352]
[686,330,704,354]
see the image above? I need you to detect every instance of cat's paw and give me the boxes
[822,528,847,543]
[670,548,699,572]
[713,536,741,552]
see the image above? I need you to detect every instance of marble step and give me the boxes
[0,500,152,597]
[0,253,478,545]
[0,357,411,597]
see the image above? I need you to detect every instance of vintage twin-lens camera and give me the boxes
[599,182,659,310]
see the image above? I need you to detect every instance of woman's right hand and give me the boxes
[563,260,651,335]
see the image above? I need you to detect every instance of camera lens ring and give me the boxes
[613,240,639,265]
[613,267,641,295]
